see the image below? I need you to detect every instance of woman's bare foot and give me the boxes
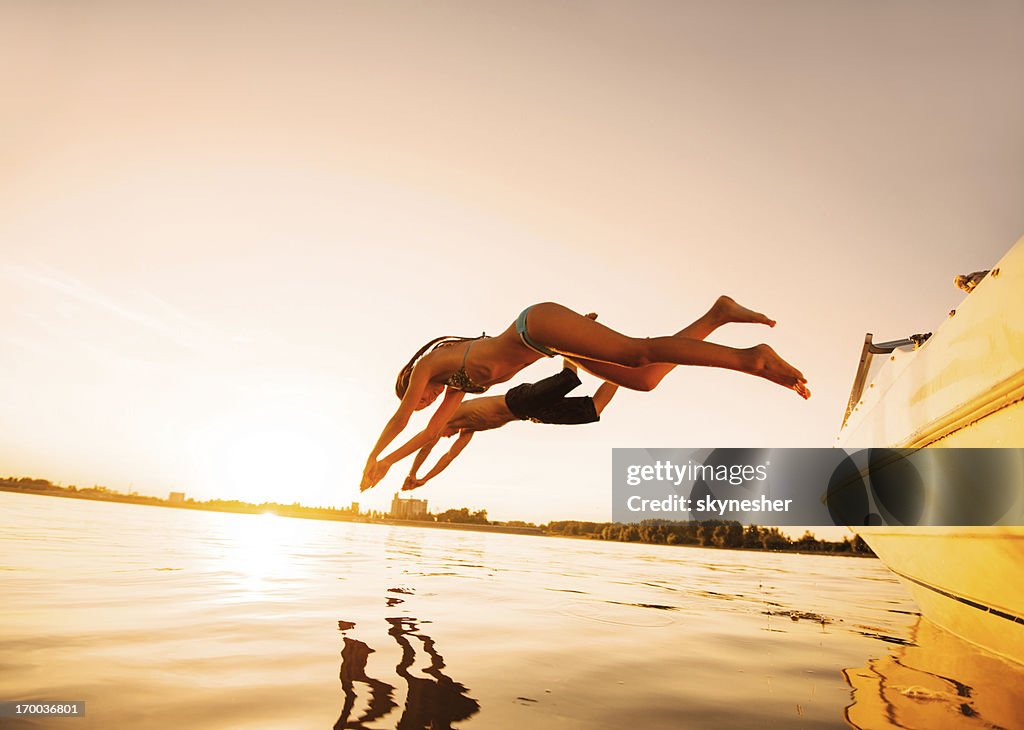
[746,344,811,399]
[714,295,776,327]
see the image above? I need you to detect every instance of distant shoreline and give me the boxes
[0,483,542,536]
[0,479,874,557]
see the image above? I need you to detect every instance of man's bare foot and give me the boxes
[714,295,776,327]
[746,344,810,399]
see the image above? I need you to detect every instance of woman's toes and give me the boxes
[718,295,776,326]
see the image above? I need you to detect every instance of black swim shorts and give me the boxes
[504,368,599,425]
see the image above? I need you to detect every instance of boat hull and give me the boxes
[857,525,1024,665]
[839,235,1024,665]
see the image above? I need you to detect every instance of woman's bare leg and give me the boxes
[526,301,809,398]
[569,296,775,391]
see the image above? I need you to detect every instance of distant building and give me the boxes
[168,491,185,505]
[350,502,360,514]
[390,494,427,519]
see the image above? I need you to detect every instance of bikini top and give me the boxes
[445,337,489,394]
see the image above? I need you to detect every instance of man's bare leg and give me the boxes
[592,381,619,415]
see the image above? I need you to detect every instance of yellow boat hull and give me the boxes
[839,235,1024,665]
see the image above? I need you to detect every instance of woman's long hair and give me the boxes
[395,335,482,399]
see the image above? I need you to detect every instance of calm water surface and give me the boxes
[1,492,1021,729]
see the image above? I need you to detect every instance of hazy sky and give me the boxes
[2,1,1022,522]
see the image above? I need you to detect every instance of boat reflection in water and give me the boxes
[843,615,1024,729]
[334,615,480,729]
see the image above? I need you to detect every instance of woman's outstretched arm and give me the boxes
[404,431,475,491]
[362,364,437,488]
[406,435,442,482]
[368,388,465,487]
[362,387,466,489]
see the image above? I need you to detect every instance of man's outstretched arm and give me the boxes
[403,430,475,491]
[374,388,463,482]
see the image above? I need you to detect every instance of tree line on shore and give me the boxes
[543,520,873,554]
[2,477,871,554]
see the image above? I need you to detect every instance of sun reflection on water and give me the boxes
[211,511,308,601]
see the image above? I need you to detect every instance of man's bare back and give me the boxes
[443,395,517,434]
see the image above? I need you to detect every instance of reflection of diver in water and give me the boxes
[334,617,480,729]
[336,635,398,728]
[388,617,480,729]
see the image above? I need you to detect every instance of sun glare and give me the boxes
[212,510,308,600]
[221,428,329,502]
[187,402,344,505]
